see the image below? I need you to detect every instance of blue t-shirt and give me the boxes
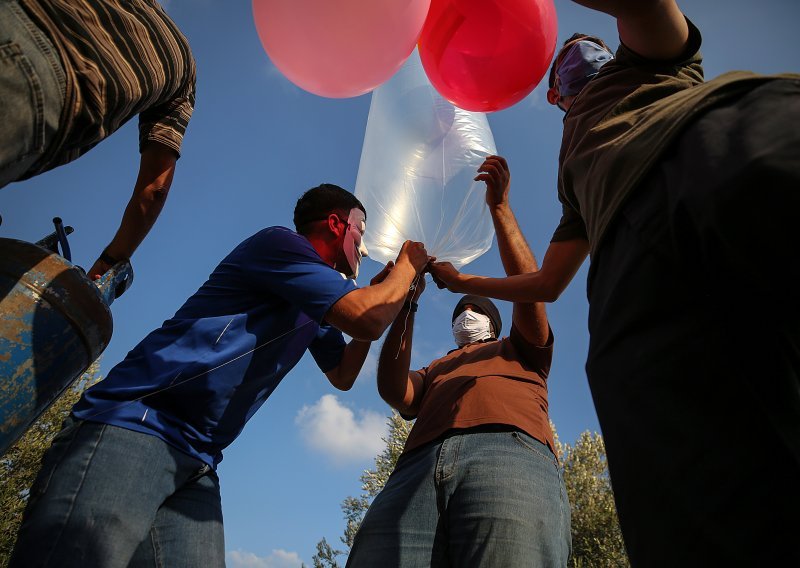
[72,227,357,468]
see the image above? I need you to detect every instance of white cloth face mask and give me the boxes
[343,208,368,280]
[452,310,493,347]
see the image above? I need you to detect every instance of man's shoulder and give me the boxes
[239,226,315,256]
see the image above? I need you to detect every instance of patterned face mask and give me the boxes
[555,40,614,97]
[343,208,368,280]
[452,310,493,347]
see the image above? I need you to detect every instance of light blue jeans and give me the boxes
[0,0,65,187]
[347,430,572,567]
[9,417,225,568]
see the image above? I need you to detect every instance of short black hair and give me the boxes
[293,183,366,235]
[548,33,612,89]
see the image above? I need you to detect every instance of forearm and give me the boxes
[571,0,688,60]
[454,239,589,303]
[103,144,177,261]
[456,272,555,303]
[328,339,372,391]
[376,307,418,413]
[327,259,419,341]
[490,204,537,276]
[105,185,168,259]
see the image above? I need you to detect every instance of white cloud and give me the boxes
[296,395,388,464]
[226,549,304,568]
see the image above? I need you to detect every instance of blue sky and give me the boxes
[2,1,798,566]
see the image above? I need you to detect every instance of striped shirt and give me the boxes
[19,0,196,177]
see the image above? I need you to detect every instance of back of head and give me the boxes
[452,295,502,338]
[293,184,366,235]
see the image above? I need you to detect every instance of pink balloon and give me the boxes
[419,0,558,112]
[252,0,432,98]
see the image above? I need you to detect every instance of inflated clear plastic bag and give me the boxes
[355,50,497,268]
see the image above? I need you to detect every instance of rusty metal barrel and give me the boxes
[0,237,132,455]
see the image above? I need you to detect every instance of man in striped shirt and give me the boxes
[0,0,196,278]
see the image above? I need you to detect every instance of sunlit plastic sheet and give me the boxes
[355,50,497,268]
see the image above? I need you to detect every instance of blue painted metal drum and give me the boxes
[0,237,132,455]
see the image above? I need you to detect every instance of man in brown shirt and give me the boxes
[429,1,800,566]
[347,156,571,568]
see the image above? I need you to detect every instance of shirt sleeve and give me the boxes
[241,228,358,324]
[139,56,197,157]
[508,326,554,378]
[309,324,347,373]
[551,186,588,242]
[398,366,429,421]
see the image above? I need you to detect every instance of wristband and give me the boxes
[402,301,418,313]
[99,247,121,265]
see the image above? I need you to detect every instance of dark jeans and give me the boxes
[0,0,64,187]
[586,79,800,567]
[9,418,225,568]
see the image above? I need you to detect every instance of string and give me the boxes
[80,319,316,421]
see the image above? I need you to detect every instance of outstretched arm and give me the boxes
[324,262,395,391]
[479,155,549,346]
[430,238,589,304]
[88,142,177,278]
[571,0,689,60]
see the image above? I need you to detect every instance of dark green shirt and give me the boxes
[552,20,799,253]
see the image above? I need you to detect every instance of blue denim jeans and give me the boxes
[9,418,225,568]
[347,430,572,567]
[0,0,65,187]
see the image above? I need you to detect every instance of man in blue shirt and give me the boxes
[10,183,430,568]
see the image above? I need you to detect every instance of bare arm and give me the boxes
[325,241,430,341]
[325,338,372,391]
[479,156,549,346]
[376,277,426,416]
[88,142,177,278]
[430,238,589,304]
[323,262,399,390]
[571,0,689,60]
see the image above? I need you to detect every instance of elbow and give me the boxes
[329,370,356,392]
[541,288,561,303]
[353,315,386,342]
[144,185,170,204]
[335,379,354,392]
[538,275,566,303]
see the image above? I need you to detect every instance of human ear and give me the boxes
[546,87,559,106]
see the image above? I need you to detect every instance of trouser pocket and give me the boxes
[0,40,45,168]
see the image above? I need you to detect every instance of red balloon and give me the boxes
[419,0,558,112]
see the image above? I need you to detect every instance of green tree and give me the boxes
[313,411,412,567]
[315,412,629,567]
[555,431,629,568]
[0,362,101,567]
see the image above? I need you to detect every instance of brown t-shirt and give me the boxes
[402,326,555,456]
[551,19,800,253]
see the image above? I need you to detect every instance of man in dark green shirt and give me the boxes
[430,1,800,565]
